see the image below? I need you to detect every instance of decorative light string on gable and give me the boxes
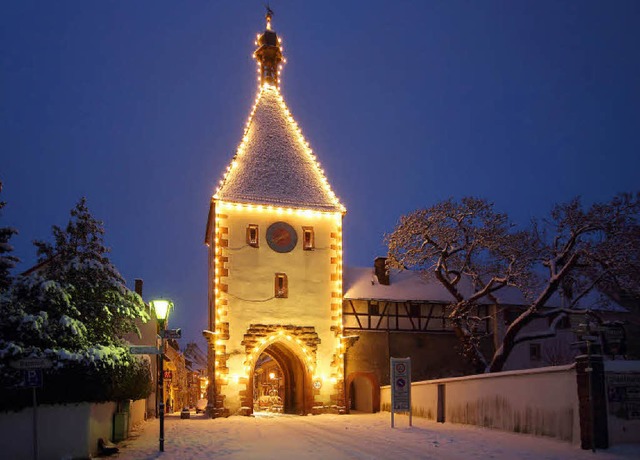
[212,8,345,214]
[212,84,345,214]
[217,200,342,220]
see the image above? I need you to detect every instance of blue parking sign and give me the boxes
[24,369,43,388]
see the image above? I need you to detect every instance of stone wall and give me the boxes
[346,330,477,387]
[0,399,149,459]
[381,364,580,443]
[0,402,117,459]
[130,398,147,427]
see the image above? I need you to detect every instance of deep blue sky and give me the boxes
[2,1,639,346]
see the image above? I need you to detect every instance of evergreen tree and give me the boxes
[0,181,18,293]
[33,198,149,344]
[0,198,151,409]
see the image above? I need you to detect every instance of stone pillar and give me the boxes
[576,355,608,450]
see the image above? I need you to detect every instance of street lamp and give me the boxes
[150,299,173,453]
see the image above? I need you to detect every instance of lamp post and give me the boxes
[150,299,172,453]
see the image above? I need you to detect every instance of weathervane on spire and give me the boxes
[254,5,284,87]
[265,4,274,30]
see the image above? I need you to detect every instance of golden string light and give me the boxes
[211,24,347,401]
[212,81,345,214]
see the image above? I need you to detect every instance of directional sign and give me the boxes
[10,358,53,370]
[580,335,600,342]
[163,328,182,339]
[130,346,161,355]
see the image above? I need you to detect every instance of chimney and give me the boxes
[374,257,389,285]
[134,279,143,297]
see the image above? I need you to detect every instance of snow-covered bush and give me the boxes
[0,198,152,410]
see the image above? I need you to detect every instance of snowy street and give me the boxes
[116,412,639,460]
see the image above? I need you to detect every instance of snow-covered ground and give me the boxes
[116,412,640,460]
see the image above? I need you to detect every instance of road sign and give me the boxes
[10,358,53,370]
[23,370,43,388]
[130,346,161,355]
[392,360,411,410]
[163,328,182,339]
[581,335,600,342]
[390,357,412,427]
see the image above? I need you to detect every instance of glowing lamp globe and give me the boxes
[150,299,172,321]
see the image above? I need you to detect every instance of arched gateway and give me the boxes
[204,11,347,417]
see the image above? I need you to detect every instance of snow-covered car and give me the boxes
[196,399,208,414]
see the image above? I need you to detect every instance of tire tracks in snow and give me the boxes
[274,415,443,459]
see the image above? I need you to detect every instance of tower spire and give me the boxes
[254,7,284,87]
[265,5,273,30]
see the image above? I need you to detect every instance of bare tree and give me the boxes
[386,194,640,373]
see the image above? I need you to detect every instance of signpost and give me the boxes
[602,325,626,357]
[11,358,52,370]
[162,328,182,340]
[390,357,411,428]
[130,346,161,355]
[10,358,52,460]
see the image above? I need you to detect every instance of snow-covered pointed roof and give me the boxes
[214,84,345,212]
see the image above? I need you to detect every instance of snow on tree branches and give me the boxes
[0,198,151,408]
[386,194,640,373]
[32,198,149,344]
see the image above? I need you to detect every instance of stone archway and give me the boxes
[250,341,312,415]
[346,372,380,413]
[241,325,321,415]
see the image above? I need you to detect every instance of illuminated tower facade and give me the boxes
[204,11,346,416]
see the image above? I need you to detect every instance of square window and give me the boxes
[275,273,288,298]
[529,343,541,361]
[302,227,314,250]
[409,304,421,317]
[246,224,259,248]
[368,302,380,316]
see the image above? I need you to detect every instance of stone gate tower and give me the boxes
[204,11,346,416]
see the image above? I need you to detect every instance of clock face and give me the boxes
[266,221,298,253]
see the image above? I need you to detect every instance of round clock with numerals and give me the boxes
[266,221,298,253]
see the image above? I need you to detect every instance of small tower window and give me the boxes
[302,227,314,250]
[275,273,288,298]
[247,224,259,248]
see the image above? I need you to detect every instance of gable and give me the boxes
[214,85,344,213]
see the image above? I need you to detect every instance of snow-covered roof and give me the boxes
[214,84,344,212]
[343,266,627,311]
[343,266,527,305]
